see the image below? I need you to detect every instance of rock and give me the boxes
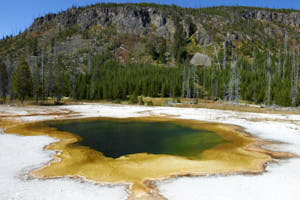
[27,4,300,44]
[241,10,300,27]
[190,53,212,67]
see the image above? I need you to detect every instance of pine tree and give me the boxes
[172,18,186,63]
[54,55,65,103]
[32,56,41,104]
[0,61,9,103]
[129,91,138,104]
[158,39,167,63]
[12,58,32,104]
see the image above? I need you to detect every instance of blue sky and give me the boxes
[1,0,299,37]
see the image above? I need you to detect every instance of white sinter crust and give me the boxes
[0,103,299,200]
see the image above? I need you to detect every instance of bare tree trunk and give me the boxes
[251,50,256,73]
[88,41,92,79]
[169,81,173,98]
[277,49,281,76]
[196,74,199,103]
[283,31,288,79]
[210,71,214,100]
[215,78,219,102]
[203,68,206,99]
[71,70,77,99]
[223,41,226,70]
[214,45,221,70]
[49,58,54,99]
[267,52,271,106]
[21,95,24,105]
[193,66,196,100]
[291,50,298,107]
[186,68,191,99]
[235,69,240,106]
[228,61,236,102]
[181,65,186,98]
[34,56,39,104]
[41,47,46,100]
[295,52,299,106]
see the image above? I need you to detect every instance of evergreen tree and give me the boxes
[53,55,65,103]
[0,61,9,103]
[32,57,41,104]
[12,58,32,104]
[129,91,138,104]
[172,18,187,63]
[158,38,167,63]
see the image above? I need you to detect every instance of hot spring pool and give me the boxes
[46,119,226,159]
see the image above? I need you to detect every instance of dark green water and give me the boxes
[46,119,225,159]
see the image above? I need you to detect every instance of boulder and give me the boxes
[190,53,212,67]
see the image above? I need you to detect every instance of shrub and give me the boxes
[146,100,153,106]
[138,96,144,105]
[129,92,138,104]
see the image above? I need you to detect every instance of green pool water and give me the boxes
[46,119,226,159]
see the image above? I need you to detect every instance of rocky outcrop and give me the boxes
[26,4,300,53]
[29,5,300,39]
[241,10,300,27]
[190,53,212,67]
[28,5,176,38]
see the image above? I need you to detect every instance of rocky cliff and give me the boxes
[241,9,300,27]
[28,4,300,38]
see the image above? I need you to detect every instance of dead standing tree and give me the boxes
[223,41,227,70]
[227,61,237,103]
[181,65,186,99]
[235,66,240,106]
[186,67,191,99]
[291,51,299,107]
[192,65,199,104]
[283,31,288,79]
[33,56,41,104]
[41,47,46,100]
[267,52,272,106]
[190,53,212,101]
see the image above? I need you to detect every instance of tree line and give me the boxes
[0,44,299,107]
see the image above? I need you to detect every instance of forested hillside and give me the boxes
[0,3,299,106]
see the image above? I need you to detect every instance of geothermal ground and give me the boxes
[0,104,299,200]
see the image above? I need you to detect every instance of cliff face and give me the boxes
[241,10,300,27]
[28,5,300,38]
[28,6,174,38]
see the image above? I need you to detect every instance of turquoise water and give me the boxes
[46,119,225,159]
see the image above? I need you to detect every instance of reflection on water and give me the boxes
[46,119,226,159]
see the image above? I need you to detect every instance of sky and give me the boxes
[0,0,299,38]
